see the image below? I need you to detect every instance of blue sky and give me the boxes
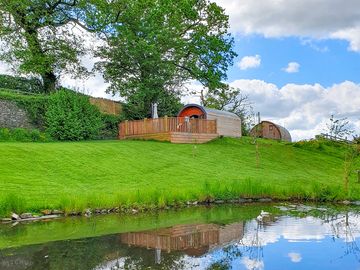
[228,35,360,88]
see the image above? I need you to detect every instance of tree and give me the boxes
[201,87,253,135]
[45,89,103,140]
[96,0,236,119]
[0,0,110,93]
[326,115,354,140]
[122,89,183,120]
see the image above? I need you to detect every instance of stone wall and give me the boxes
[0,100,34,129]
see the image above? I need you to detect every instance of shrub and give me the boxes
[99,114,121,139]
[0,128,11,140]
[46,90,103,140]
[0,128,50,142]
[29,129,41,141]
[0,74,43,93]
[293,139,323,150]
[12,128,29,141]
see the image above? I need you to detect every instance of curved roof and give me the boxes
[274,123,292,142]
[251,121,292,142]
[178,104,240,120]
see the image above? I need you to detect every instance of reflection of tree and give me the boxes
[206,245,242,270]
[239,220,264,270]
[326,211,360,263]
[0,235,187,270]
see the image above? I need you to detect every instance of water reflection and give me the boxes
[0,205,359,270]
[120,222,244,259]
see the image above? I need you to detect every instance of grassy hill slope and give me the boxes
[0,137,359,215]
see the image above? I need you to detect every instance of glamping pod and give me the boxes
[250,121,292,142]
[178,104,242,137]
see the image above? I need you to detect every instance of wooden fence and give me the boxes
[89,97,122,115]
[119,117,217,138]
[319,133,353,144]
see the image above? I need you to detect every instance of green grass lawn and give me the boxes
[0,137,359,216]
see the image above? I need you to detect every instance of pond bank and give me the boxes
[2,197,360,224]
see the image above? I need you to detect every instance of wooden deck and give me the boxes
[118,117,218,143]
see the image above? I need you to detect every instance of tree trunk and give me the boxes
[24,27,57,93]
[42,72,57,93]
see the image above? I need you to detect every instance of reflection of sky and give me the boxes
[241,214,360,245]
[164,214,360,270]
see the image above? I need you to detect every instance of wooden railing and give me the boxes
[319,133,353,144]
[119,117,217,138]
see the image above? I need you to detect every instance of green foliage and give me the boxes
[293,138,353,159]
[122,90,183,119]
[99,114,121,139]
[0,74,43,93]
[45,90,103,140]
[0,128,51,142]
[11,128,30,141]
[0,128,10,140]
[97,0,236,119]
[0,88,118,140]
[293,139,324,150]
[0,0,110,92]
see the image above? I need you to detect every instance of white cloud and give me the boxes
[241,213,360,248]
[331,27,360,52]
[288,252,302,263]
[59,54,121,101]
[185,79,360,141]
[228,79,360,141]
[283,62,300,73]
[214,0,360,51]
[238,55,261,70]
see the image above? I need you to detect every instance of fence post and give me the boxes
[164,116,168,132]
[144,118,147,134]
[357,170,360,184]
[125,120,128,136]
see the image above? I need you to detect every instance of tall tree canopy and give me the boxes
[97,0,236,119]
[0,0,112,92]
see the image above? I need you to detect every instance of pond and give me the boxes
[0,203,359,269]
